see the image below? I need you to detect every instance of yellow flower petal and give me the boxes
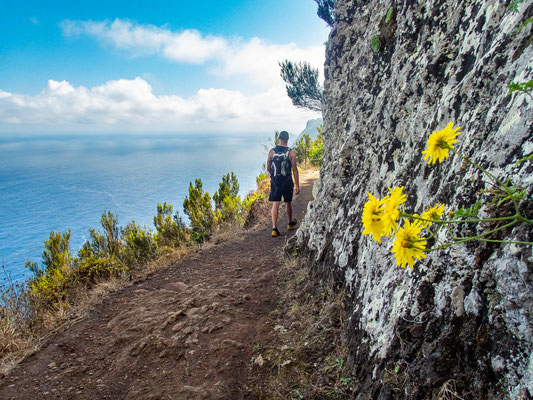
[422,122,461,164]
[391,220,427,268]
[382,186,407,235]
[420,203,445,228]
[362,193,388,243]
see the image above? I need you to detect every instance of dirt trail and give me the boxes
[0,175,316,400]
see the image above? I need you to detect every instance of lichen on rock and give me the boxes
[297,0,533,398]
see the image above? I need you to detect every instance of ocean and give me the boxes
[0,133,269,285]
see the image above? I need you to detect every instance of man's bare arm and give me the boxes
[266,149,273,175]
[290,150,300,195]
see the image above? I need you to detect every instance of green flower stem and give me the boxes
[449,148,505,187]
[426,244,451,252]
[443,223,455,240]
[425,229,439,241]
[449,147,520,213]
[401,212,517,224]
[424,216,532,251]
[476,239,533,245]
[425,227,446,245]
[442,220,517,243]
[517,215,533,224]
[428,237,532,252]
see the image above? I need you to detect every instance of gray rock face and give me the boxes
[296,0,533,398]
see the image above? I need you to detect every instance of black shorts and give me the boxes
[269,178,294,202]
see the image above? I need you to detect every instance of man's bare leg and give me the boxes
[271,201,280,228]
[286,202,293,223]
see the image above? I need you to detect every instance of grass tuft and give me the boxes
[248,256,356,399]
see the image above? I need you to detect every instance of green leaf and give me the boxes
[371,35,381,53]
[507,80,533,96]
[507,82,522,93]
[508,0,525,13]
[385,7,394,24]
[340,377,352,385]
[518,17,533,32]
[496,189,525,207]
[454,201,482,219]
[515,153,533,167]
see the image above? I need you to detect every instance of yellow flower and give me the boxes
[392,220,427,269]
[362,193,387,243]
[422,122,461,164]
[382,186,407,234]
[420,203,445,228]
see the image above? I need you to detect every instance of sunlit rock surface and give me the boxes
[297,0,532,397]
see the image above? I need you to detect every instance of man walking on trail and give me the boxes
[267,130,300,237]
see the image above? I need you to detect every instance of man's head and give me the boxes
[279,130,289,144]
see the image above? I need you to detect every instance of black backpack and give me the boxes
[270,146,292,179]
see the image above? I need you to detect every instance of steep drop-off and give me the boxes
[297,0,532,398]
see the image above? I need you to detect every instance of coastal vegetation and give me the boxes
[295,126,324,168]
[0,149,322,370]
[0,169,271,368]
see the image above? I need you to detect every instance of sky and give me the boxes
[0,0,329,136]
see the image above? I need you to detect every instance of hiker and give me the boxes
[267,130,300,237]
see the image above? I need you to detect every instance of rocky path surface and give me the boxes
[0,175,316,400]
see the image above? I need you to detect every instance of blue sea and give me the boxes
[0,133,269,285]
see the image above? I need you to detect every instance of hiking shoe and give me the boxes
[288,219,298,230]
[271,227,280,237]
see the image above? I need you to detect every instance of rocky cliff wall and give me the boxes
[296,0,533,398]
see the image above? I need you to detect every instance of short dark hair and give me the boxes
[279,131,289,140]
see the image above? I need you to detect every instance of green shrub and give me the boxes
[30,265,68,307]
[243,193,265,211]
[220,195,243,224]
[75,211,125,286]
[78,211,122,260]
[121,221,157,267]
[77,229,105,260]
[27,230,73,307]
[153,202,188,248]
[385,7,394,24]
[213,173,242,223]
[72,256,124,285]
[100,211,122,258]
[256,172,268,184]
[309,145,323,167]
[295,127,324,167]
[183,179,216,242]
[42,230,73,272]
[309,127,324,167]
[295,133,312,167]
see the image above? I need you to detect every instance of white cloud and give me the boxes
[217,37,325,90]
[61,19,228,63]
[0,78,319,134]
[0,20,325,134]
[60,19,325,87]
